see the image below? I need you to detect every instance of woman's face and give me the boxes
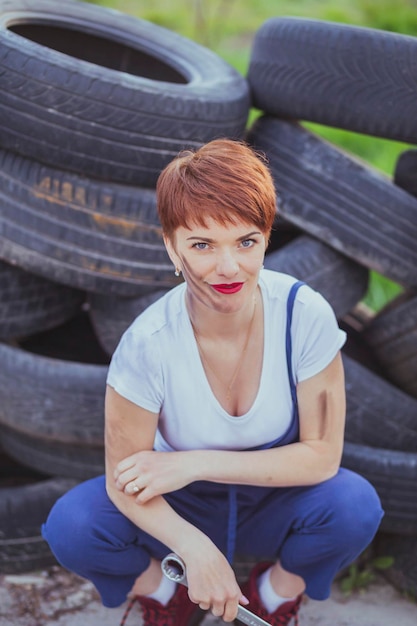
[164,217,268,314]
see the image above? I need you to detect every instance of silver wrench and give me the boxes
[161,552,271,626]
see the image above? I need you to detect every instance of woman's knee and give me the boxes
[328,469,383,546]
[42,476,110,569]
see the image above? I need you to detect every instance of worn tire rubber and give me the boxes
[0,0,249,186]
[342,441,417,535]
[0,317,108,478]
[248,17,417,143]
[19,309,110,365]
[247,116,417,288]
[88,288,168,356]
[362,295,417,399]
[0,259,84,340]
[342,354,417,452]
[0,426,105,480]
[0,149,177,295]
[264,235,368,319]
[0,452,78,574]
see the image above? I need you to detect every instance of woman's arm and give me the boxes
[196,351,346,487]
[105,385,243,620]
[105,384,213,553]
[118,352,345,500]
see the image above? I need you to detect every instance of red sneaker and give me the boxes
[241,562,302,626]
[119,584,204,626]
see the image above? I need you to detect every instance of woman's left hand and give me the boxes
[114,450,195,502]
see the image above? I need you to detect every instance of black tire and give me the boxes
[264,235,368,319]
[0,316,108,478]
[0,259,84,340]
[19,309,110,365]
[247,116,417,288]
[0,426,105,480]
[343,354,417,452]
[88,288,168,356]
[248,17,417,143]
[362,295,417,399]
[394,149,417,197]
[342,442,417,535]
[265,216,301,254]
[0,0,249,186]
[339,311,386,377]
[0,149,179,295]
[0,452,78,573]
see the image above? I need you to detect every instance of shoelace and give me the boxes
[275,597,301,626]
[118,595,172,626]
[119,597,137,626]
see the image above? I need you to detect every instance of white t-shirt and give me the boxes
[107,270,346,452]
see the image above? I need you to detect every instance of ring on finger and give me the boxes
[131,481,140,493]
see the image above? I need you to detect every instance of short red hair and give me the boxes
[156,138,276,240]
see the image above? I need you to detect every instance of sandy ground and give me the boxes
[0,565,416,626]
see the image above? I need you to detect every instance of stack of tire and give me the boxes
[0,1,415,596]
[246,17,417,597]
[0,0,250,574]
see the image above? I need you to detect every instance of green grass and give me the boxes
[87,0,417,311]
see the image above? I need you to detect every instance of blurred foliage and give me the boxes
[338,551,395,595]
[85,0,417,38]
[85,0,417,310]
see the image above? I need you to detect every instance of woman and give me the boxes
[43,139,383,626]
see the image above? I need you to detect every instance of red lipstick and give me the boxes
[211,282,244,294]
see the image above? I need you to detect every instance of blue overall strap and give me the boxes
[225,280,305,564]
[248,279,305,451]
[226,485,237,564]
[286,280,305,411]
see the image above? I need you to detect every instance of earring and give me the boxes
[174,267,181,277]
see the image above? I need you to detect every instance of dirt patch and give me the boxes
[0,567,99,626]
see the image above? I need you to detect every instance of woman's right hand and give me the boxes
[114,449,199,502]
[181,543,248,622]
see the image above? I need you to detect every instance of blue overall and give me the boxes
[42,282,383,608]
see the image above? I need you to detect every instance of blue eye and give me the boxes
[192,242,208,250]
[241,239,255,248]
